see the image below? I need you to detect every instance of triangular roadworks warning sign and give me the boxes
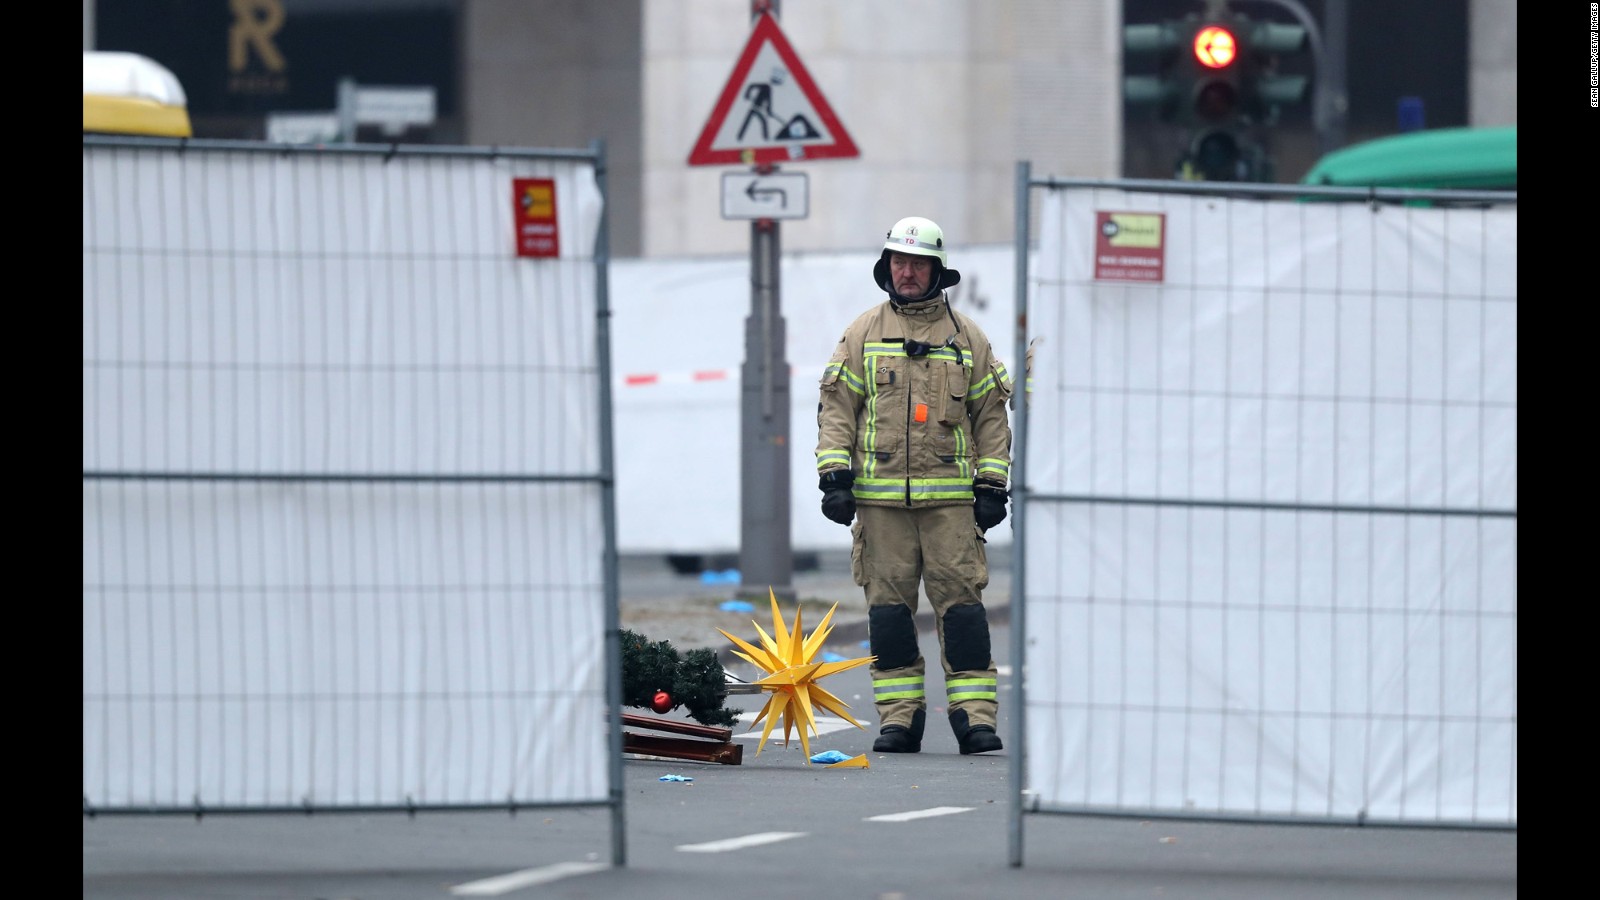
[687,12,859,167]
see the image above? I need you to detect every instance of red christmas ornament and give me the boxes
[651,690,673,714]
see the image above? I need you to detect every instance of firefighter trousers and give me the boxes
[851,503,999,735]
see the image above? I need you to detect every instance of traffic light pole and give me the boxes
[1321,0,1349,152]
[736,0,796,604]
[738,212,796,604]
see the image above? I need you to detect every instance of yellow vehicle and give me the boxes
[82,51,192,138]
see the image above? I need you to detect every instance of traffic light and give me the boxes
[1124,5,1311,183]
[1189,22,1242,125]
[1236,19,1310,126]
[1181,128,1267,182]
[1123,12,1245,131]
[1122,20,1185,122]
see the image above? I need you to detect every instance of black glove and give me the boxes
[973,480,1008,530]
[819,470,856,525]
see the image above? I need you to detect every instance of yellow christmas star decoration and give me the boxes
[717,588,875,762]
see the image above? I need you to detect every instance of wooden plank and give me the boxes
[620,713,734,742]
[623,732,743,765]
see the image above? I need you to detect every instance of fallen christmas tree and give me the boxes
[620,592,875,767]
[619,628,740,727]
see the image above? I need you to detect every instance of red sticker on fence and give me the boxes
[513,178,559,258]
[1094,211,1165,282]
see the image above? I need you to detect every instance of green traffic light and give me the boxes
[1239,17,1312,118]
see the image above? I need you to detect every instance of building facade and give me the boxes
[87,0,1517,258]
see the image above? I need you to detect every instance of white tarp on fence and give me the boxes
[83,144,610,811]
[1021,187,1517,826]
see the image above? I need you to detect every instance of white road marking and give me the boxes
[865,806,975,823]
[450,860,608,895]
[677,831,807,853]
[731,711,861,739]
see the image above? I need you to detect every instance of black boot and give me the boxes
[950,709,1004,755]
[873,709,925,753]
[958,725,1003,755]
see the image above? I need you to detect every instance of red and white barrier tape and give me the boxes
[620,369,731,386]
[617,365,808,387]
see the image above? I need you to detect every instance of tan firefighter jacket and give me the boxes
[815,292,1013,506]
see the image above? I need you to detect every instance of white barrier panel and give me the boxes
[1022,188,1516,826]
[83,144,610,811]
[609,245,1018,554]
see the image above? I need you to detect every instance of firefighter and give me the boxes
[815,216,1013,755]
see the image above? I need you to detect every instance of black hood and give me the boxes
[874,251,961,305]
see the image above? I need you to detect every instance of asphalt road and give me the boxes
[83,554,1516,899]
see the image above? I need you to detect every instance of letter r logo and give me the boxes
[229,0,286,73]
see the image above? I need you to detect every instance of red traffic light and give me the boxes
[1192,25,1237,68]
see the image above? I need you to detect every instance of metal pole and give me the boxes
[736,0,794,603]
[589,139,627,869]
[336,77,357,142]
[738,213,795,602]
[1323,0,1349,152]
[1008,160,1031,868]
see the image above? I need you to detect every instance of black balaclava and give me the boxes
[873,251,962,306]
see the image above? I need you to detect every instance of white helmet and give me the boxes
[874,215,961,303]
[882,216,948,266]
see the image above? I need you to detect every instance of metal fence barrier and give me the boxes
[82,135,627,863]
[1007,170,1517,865]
